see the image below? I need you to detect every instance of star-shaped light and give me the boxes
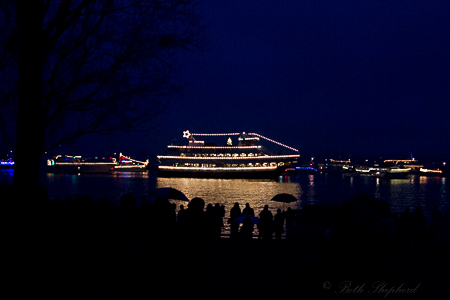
[183,130,191,139]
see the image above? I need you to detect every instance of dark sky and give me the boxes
[75,0,450,162]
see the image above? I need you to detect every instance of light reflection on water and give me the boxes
[157,177,302,212]
[0,170,449,220]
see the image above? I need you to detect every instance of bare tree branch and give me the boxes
[0,0,205,155]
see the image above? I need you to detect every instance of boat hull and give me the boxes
[113,166,148,172]
[157,167,284,179]
[370,171,410,179]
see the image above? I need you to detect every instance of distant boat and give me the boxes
[46,155,115,173]
[0,158,14,169]
[369,166,411,179]
[419,168,445,177]
[113,153,148,172]
[369,160,411,179]
[157,130,300,179]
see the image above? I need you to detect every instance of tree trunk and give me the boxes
[13,1,46,197]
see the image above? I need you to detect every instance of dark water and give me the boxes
[1,169,448,221]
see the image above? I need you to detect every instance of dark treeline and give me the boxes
[1,182,449,298]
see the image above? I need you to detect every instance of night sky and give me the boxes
[71,0,450,163]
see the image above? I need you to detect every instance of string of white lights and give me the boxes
[168,145,261,149]
[119,154,147,164]
[159,166,278,171]
[191,132,241,136]
[48,162,116,165]
[248,133,299,152]
[157,154,299,160]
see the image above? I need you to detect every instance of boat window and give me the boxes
[232,164,238,167]
[270,162,277,167]
[247,163,253,167]
[263,163,268,167]
[232,153,239,157]
[278,162,284,166]
[239,164,246,167]
[255,163,261,167]
[240,153,246,157]
[202,154,208,157]
[180,153,186,157]
[210,153,216,157]
[218,153,224,157]
[248,153,254,157]
[225,153,231,157]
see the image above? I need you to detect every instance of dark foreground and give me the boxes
[1,183,450,299]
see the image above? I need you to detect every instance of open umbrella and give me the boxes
[270,193,297,211]
[234,214,260,224]
[150,187,189,202]
[270,193,297,203]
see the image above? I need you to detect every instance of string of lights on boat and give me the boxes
[182,130,299,153]
[158,166,278,171]
[168,145,262,149]
[118,153,148,165]
[157,154,300,160]
[247,133,299,152]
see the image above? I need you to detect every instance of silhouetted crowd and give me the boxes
[1,182,450,298]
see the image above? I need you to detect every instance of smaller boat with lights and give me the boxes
[113,153,148,172]
[368,160,411,179]
[419,167,447,177]
[157,130,300,179]
[369,166,411,179]
[0,158,15,169]
[47,155,116,173]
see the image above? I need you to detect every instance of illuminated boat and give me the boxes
[369,167,410,179]
[369,161,411,179]
[419,168,445,176]
[46,155,116,173]
[113,153,148,172]
[0,158,15,169]
[157,130,300,179]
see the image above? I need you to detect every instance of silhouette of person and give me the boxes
[243,203,254,216]
[399,207,412,241]
[432,206,443,232]
[258,205,273,239]
[240,215,254,240]
[273,208,284,239]
[184,197,207,242]
[229,202,241,239]
[178,204,187,224]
